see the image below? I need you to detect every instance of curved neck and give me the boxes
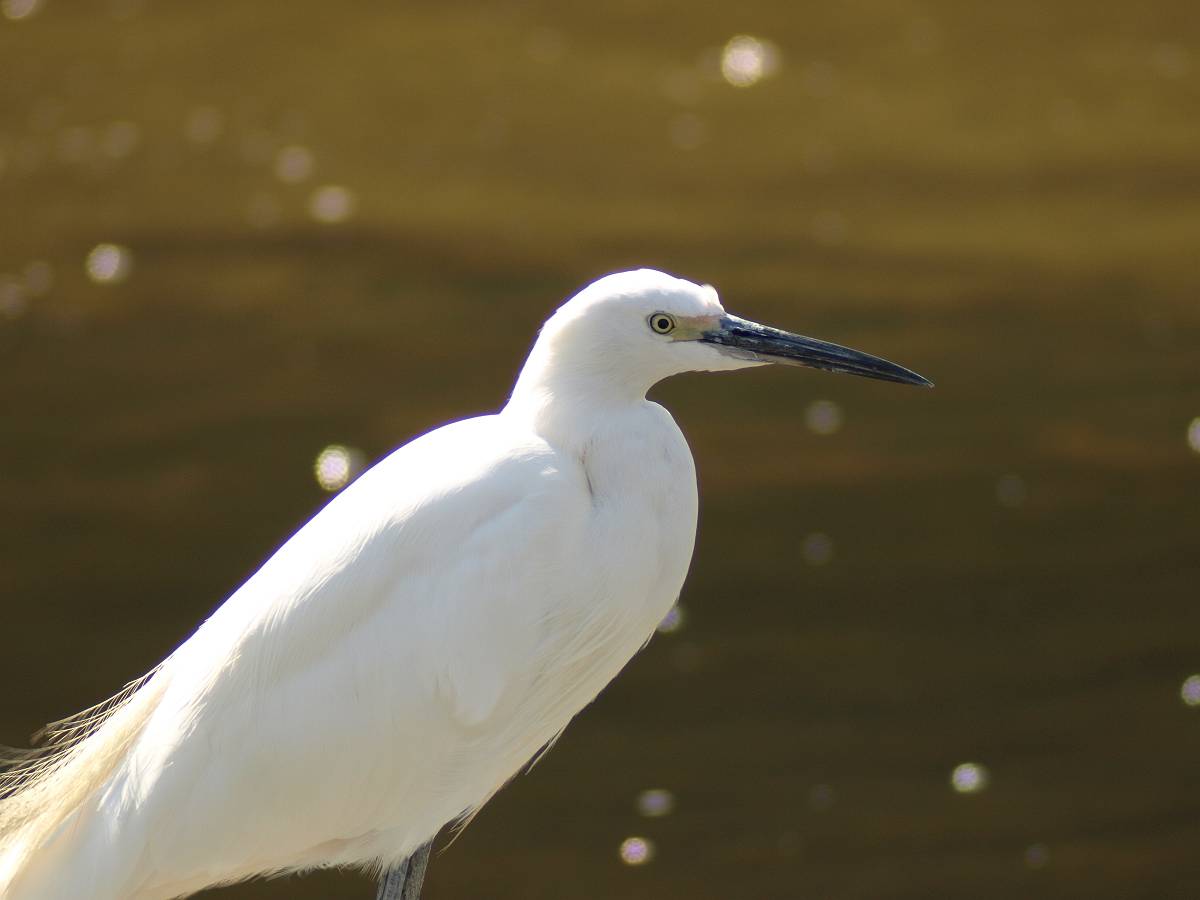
[504,336,650,451]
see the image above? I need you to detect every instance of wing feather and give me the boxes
[108,415,590,882]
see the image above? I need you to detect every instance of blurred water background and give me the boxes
[2,1,1199,897]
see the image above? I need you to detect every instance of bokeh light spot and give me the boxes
[0,276,28,319]
[635,789,675,818]
[275,145,314,184]
[85,244,131,284]
[1186,418,1200,455]
[102,121,141,160]
[309,185,356,223]
[314,445,363,492]
[184,106,223,145]
[656,604,685,634]
[805,400,843,436]
[950,762,989,794]
[1151,43,1191,79]
[1181,674,1200,707]
[995,474,1028,508]
[801,533,834,566]
[2,0,41,21]
[808,783,835,811]
[720,36,780,88]
[1024,843,1050,869]
[618,836,655,866]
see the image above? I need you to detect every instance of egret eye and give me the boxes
[648,313,677,335]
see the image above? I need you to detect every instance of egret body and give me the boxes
[0,270,929,898]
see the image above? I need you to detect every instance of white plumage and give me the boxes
[0,269,928,898]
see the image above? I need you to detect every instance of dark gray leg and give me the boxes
[376,841,432,900]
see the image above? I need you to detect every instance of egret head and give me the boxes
[512,269,931,405]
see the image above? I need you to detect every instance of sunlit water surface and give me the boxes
[2,2,1199,898]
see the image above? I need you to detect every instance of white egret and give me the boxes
[0,269,930,899]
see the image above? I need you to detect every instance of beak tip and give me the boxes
[888,366,934,388]
[897,367,934,388]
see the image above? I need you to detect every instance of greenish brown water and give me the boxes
[2,2,1200,897]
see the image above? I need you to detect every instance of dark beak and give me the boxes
[701,314,933,387]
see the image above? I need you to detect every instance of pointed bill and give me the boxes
[700,314,933,387]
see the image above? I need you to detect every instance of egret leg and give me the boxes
[376,841,432,900]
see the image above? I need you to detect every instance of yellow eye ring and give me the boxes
[648,313,677,335]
